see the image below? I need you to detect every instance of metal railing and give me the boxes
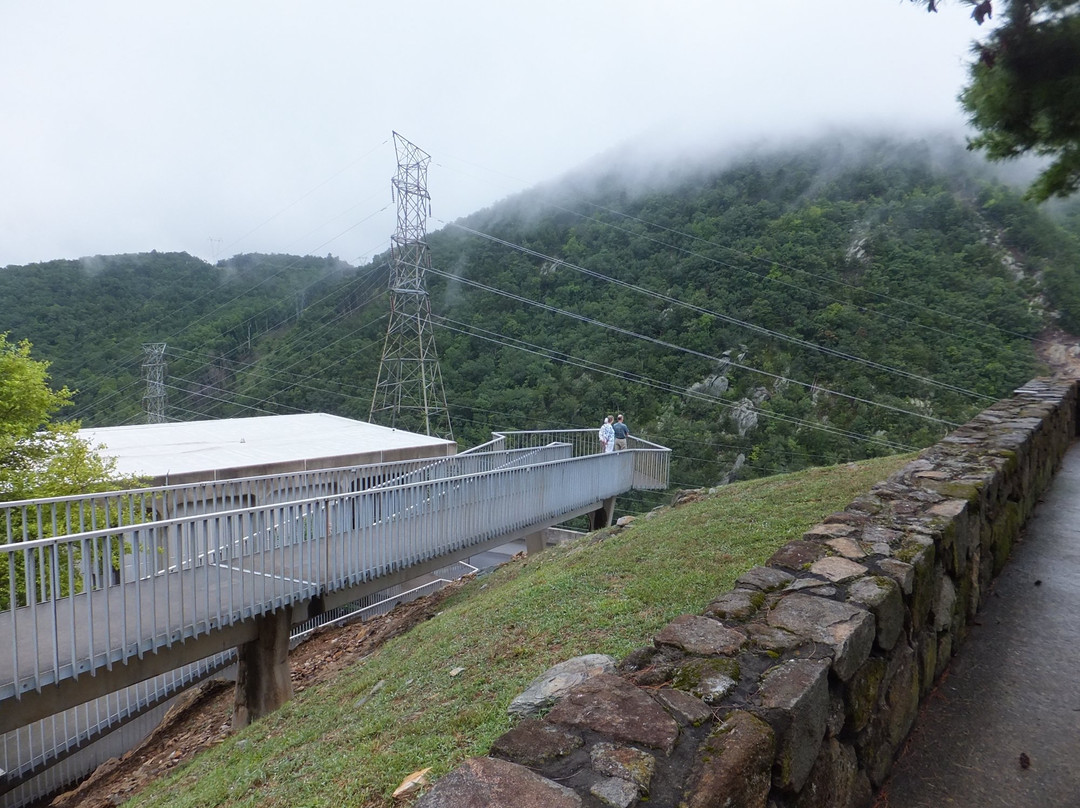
[1,435,668,707]
[2,694,178,808]
[0,431,668,806]
[289,560,477,644]
[1,561,477,806]
[1,649,235,798]
[0,446,568,546]
[481,430,670,490]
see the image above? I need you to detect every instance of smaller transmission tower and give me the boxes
[370,133,453,439]
[141,343,167,423]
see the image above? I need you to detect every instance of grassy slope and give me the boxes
[129,454,911,808]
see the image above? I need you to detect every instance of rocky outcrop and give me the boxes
[417,378,1077,808]
[729,398,759,436]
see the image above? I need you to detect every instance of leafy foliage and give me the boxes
[0,334,144,608]
[963,2,1080,201]
[0,333,127,502]
[2,138,1078,499]
[917,0,1080,201]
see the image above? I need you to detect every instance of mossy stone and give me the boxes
[673,657,741,694]
[847,657,886,733]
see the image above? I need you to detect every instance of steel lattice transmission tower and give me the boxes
[370,132,453,439]
[141,342,167,423]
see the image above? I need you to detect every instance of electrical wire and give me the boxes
[433,310,958,428]
[431,315,918,452]
[219,138,392,257]
[68,144,1019,476]
[163,327,387,416]
[574,198,1053,349]
[165,209,391,349]
[434,149,1048,351]
[93,268,390,422]
[441,221,996,402]
[161,382,283,417]
[67,235,391,421]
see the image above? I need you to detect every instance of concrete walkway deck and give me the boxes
[882,442,1080,807]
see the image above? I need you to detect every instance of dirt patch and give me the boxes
[42,579,469,808]
[1036,327,1080,378]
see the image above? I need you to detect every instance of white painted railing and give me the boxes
[0,446,566,544]
[1,437,668,706]
[0,431,668,806]
[1,649,235,800]
[479,430,671,491]
[1,561,476,806]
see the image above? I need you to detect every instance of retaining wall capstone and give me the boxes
[415,378,1078,808]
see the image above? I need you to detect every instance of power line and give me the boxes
[161,382,283,417]
[574,198,1050,350]
[432,315,918,453]
[77,265,390,422]
[432,150,1046,351]
[441,222,996,402]
[430,294,932,450]
[166,216,390,350]
[433,308,958,429]
[220,138,392,257]
[163,321,389,416]
[160,265,389,375]
[66,231,392,419]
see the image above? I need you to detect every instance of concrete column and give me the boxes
[525,530,546,555]
[587,497,616,531]
[233,606,294,729]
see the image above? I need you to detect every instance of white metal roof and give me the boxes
[80,413,456,484]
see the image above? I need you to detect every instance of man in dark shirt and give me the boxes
[613,414,630,450]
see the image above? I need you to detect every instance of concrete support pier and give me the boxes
[232,606,294,729]
[525,530,545,556]
[586,497,616,531]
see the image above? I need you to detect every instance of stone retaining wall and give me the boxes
[416,378,1078,808]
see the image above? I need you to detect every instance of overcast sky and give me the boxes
[1,1,990,269]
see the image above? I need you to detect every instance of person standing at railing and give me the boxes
[598,416,615,453]
[613,414,630,451]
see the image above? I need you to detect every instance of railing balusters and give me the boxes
[2,434,668,721]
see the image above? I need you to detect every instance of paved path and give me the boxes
[882,442,1080,807]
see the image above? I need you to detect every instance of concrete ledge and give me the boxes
[422,377,1077,807]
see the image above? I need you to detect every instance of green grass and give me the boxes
[128,454,910,808]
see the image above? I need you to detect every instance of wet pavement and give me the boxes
[881,442,1080,807]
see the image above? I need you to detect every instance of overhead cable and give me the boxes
[442,221,995,402]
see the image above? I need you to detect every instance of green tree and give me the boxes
[0,333,124,501]
[0,333,72,440]
[1,335,143,609]
[919,1,1080,201]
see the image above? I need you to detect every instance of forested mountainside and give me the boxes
[4,137,1080,493]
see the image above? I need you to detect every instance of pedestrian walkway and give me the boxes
[881,442,1080,807]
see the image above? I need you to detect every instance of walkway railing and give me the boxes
[1,434,669,711]
[477,429,670,490]
[1,649,235,801]
[0,445,565,545]
[0,430,668,806]
[1,561,476,806]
